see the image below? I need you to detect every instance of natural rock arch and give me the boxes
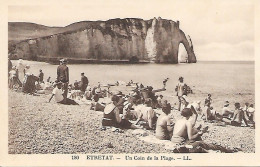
[178,43,188,63]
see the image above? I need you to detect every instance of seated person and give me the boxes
[247,104,255,122]
[84,86,92,100]
[102,95,139,129]
[221,101,233,119]
[134,99,158,129]
[90,94,105,112]
[231,103,249,127]
[49,82,78,105]
[242,102,250,120]
[180,96,201,119]
[156,95,164,108]
[204,107,217,121]
[74,80,80,90]
[156,101,174,140]
[171,108,234,153]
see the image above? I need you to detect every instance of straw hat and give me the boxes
[104,103,116,114]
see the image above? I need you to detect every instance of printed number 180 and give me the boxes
[72,155,79,160]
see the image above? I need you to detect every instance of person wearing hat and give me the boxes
[49,81,78,105]
[102,95,138,129]
[80,72,89,93]
[38,69,44,83]
[220,101,233,120]
[176,76,187,111]
[57,58,69,100]
[155,100,174,140]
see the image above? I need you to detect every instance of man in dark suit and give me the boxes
[57,58,69,99]
[80,72,89,93]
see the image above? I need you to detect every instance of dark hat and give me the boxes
[116,91,124,96]
[234,102,240,108]
[181,108,193,117]
[147,86,153,90]
[111,95,119,103]
[81,72,84,75]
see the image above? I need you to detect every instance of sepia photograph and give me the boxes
[1,0,260,166]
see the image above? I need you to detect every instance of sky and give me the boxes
[8,0,255,61]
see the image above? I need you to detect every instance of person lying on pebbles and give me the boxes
[102,95,141,129]
[49,81,79,105]
[155,100,174,140]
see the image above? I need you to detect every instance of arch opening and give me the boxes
[178,42,188,63]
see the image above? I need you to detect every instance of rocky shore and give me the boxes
[8,90,255,154]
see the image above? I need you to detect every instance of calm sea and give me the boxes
[11,60,255,109]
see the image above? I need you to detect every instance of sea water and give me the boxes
[11,60,255,110]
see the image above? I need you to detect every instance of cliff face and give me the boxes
[8,18,196,63]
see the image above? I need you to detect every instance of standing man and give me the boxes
[176,76,187,111]
[38,69,44,83]
[57,58,69,100]
[80,72,89,93]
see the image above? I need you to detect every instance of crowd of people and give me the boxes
[8,58,255,153]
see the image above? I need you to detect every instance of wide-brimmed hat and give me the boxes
[104,103,116,114]
[60,58,68,63]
